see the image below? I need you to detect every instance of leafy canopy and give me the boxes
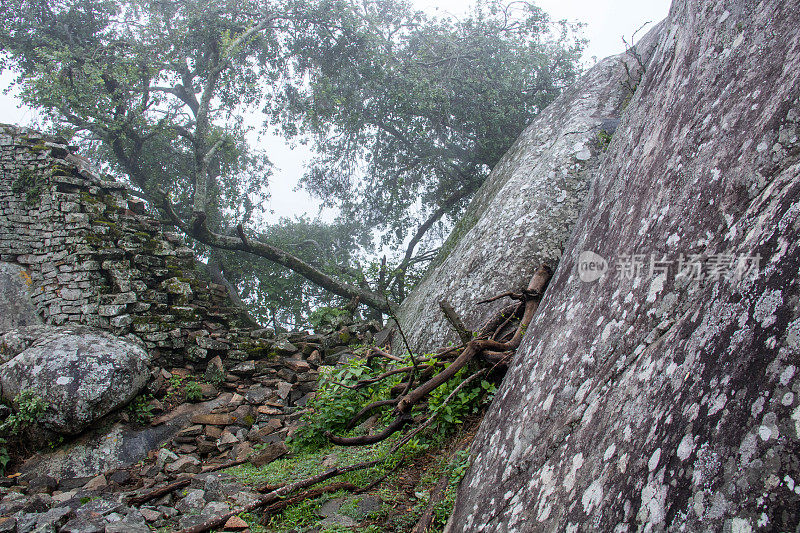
[273,0,584,269]
[0,0,583,322]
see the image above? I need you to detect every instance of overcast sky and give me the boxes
[0,0,671,221]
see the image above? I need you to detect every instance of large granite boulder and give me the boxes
[0,326,151,435]
[395,24,663,353]
[451,0,800,530]
[0,262,42,333]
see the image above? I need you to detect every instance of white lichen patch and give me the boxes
[677,434,696,461]
[753,289,782,329]
[648,448,662,471]
[604,443,617,461]
[563,453,584,492]
[582,479,604,514]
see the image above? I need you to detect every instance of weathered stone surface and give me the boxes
[19,393,230,480]
[0,325,150,434]
[0,125,261,366]
[0,325,52,364]
[0,262,41,334]
[452,1,800,531]
[396,27,662,353]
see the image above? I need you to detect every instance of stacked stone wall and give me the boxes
[0,124,260,366]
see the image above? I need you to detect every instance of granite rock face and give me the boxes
[0,261,42,333]
[395,24,662,353]
[0,326,150,434]
[451,0,800,531]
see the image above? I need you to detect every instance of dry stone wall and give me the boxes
[0,124,257,366]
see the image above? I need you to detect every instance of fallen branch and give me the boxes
[327,265,552,446]
[127,478,190,506]
[178,368,488,533]
[261,481,358,520]
[491,302,523,341]
[345,398,400,430]
[326,414,413,446]
[411,474,450,533]
[439,300,473,343]
[200,458,248,473]
[366,347,404,364]
[476,302,522,338]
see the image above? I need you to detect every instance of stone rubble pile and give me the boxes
[0,319,381,532]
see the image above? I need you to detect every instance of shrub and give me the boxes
[1,391,48,434]
[184,380,203,402]
[290,358,401,450]
[127,395,154,425]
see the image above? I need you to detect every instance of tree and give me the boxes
[208,216,374,330]
[0,0,582,316]
[272,0,584,298]
[1,0,396,312]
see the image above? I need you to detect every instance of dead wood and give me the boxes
[366,347,404,364]
[127,478,191,506]
[261,481,359,520]
[345,398,400,430]
[439,300,473,343]
[411,474,450,533]
[476,302,522,338]
[326,265,552,447]
[326,413,413,445]
[200,458,249,473]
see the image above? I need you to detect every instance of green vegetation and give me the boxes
[291,350,494,451]
[1,391,48,434]
[127,394,155,425]
[0,391,49,474]
[428,369,496,433]
[184,380,203,402]
[228,427,475,532]
[11,167,45,205]
[597,129,614,151]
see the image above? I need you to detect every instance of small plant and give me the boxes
[0,438,10,475]
[427,367,496,435]
[184,380,203,402]
[597,129,613,152]
[290,358,395,450]
[127,394,154,425]
[1,391,48,434]
[11,167,46,205]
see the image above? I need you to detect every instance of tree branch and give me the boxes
[156,190,393,313]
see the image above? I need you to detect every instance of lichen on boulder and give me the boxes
[0,326,151,435]
[450,0,800,530]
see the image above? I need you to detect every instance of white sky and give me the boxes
[0,0,671,222]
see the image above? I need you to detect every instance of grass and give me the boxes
[224,419,480,532]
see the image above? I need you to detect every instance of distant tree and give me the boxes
[273,0,584,298]
[209,217,374,329]
[0,0,582,317]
